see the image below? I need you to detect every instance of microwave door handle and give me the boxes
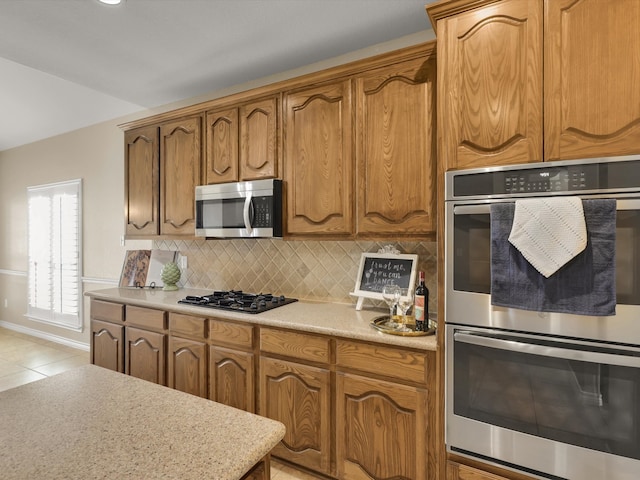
[454,331,640,368]
[243,193,253,235]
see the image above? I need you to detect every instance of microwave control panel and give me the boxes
[252,196,273,227]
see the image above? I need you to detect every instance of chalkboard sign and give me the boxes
[350,252,418,310]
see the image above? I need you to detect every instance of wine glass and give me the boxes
[396,288,415,332]
[381,284,400,328]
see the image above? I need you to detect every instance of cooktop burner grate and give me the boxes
[177,290,298,314]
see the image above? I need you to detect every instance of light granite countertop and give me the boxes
[0,365,285,480]
[86,287,437,351]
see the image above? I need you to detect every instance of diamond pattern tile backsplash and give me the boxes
[154,239,438,312]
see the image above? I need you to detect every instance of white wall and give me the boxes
[0,30,435,349]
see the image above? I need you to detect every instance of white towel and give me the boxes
[508,197,587,278]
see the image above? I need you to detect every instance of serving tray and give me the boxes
[370,316,435,337]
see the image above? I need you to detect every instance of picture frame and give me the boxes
[349,251,418,310]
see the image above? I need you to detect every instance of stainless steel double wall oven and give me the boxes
[444,156,640,480]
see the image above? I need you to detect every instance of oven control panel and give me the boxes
[449,157,640,198]
[504,167,590,193]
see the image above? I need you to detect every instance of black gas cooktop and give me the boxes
[178,290,298,314]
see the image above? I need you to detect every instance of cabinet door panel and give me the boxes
[285,81,353,236]
[544,0,640,160]
[439,0,542,169]
[168,336,207,398]
[259,357,332,476]
[206,108,239,184]
[125,326,166,385]
[125,126,159,236]
[209,346,255,413]
[240,97,278,181]
[356,56,436,235]
[91,319,124,373]
[336,372,428,480]
[160,116,201,235]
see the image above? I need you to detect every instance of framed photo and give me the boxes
[350,252,418,310]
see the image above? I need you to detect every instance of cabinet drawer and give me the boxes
[91,300,124,323]
[169,312,207,339]
[336,340,428,385]
[126,305,166,331]
[260,328,330,364]
[209,319,254,349]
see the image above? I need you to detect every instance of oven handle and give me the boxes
[453,199,640,215]
[454,331,640,368]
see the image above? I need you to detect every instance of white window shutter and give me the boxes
[27,179,82,331]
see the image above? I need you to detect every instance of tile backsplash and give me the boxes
[154,239,437,312]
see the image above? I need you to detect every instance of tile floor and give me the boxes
[0,326,322,480]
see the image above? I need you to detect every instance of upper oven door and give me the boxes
[444,197,640,343]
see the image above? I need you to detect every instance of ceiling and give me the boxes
[0,0,435,152]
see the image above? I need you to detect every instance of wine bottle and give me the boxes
[414,271,428,331]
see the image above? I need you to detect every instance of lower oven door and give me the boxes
[446,325,640,480]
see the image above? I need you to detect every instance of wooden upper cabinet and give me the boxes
[356,55,437,236]
[240,96,278,181]
[205,108,239,184]
[124,126,159,237]
[159,115,202,235]
[435,0,543,170]
[544,0,640,160]
[205,96,278,184]
[284,80,354,237]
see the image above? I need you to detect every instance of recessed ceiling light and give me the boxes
[98,0,122,5]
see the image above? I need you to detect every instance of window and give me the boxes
[27,179,82,331]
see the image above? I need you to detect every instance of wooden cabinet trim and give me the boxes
[119,42,436,131]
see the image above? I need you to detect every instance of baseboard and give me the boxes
[0,321,90,352]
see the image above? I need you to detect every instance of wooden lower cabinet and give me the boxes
[259,356,332,476]
[168,336,208,398]
[91,319,124,373]
[336,372,428,480]
[125,326,166,385]
[90,299,435,480]
[209,346,255,412]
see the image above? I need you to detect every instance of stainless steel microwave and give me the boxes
[195,179,283,238]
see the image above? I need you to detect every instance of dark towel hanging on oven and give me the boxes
[490,199,617,316]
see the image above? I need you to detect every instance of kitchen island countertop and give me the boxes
[0,364,285,480]
[86,287,437,351]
